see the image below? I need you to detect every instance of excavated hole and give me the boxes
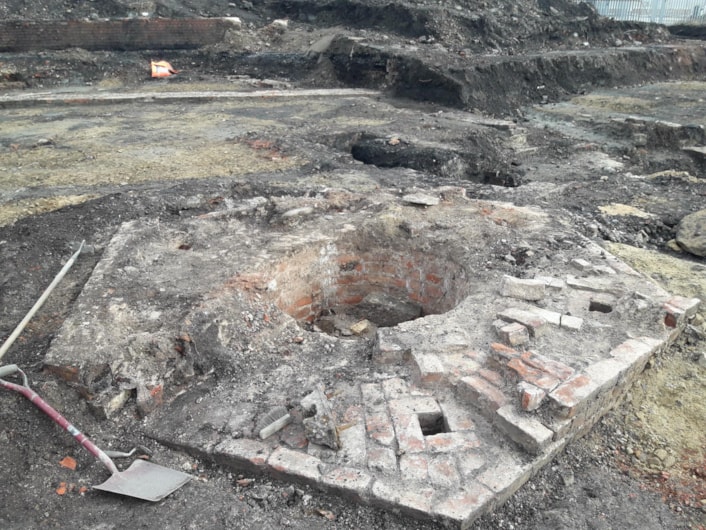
[418,412,449,437]
[589,300,613,313]
[271,243,470,336]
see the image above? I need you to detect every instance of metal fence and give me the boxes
[581,0,706,24]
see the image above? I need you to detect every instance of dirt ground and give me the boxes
[0,1,705,529]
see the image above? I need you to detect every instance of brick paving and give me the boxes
[45,192,701,529]
[205,269,699,528]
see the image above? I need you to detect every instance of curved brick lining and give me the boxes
[274,247,470,325]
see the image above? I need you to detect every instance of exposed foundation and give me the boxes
[43,189,699,528]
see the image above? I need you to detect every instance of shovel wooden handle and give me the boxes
[0,366,119,475]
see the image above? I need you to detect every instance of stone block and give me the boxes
[495,405,554,454]
[560,314,583,330]
[500,275,546,301]
[525,307,561,326]
[440,352,483,381]
[583,358,626,393]
[526,306,583,331]
[546,416,573,440]
[570,258,592,271]
[497,308,548,337]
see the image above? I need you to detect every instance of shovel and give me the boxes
[0,364,191,501]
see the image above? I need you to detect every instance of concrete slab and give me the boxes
[44,187,697,527]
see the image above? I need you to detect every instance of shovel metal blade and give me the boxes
[93,459,191,502]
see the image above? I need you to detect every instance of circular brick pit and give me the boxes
[273,245,470,332]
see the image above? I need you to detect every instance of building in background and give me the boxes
[584,0,705,24]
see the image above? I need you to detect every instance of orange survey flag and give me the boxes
[150,60,178,78]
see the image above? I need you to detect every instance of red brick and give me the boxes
[399,453,429,481]
[424,284,444,300]
[663,296,700,321]
[366,412,395,446]
[459,375,509,412]
[371,480,434,519]
[426,272,443,284]
[268,447,321,485]
[213,438,272,472]
[320,467,372,501]
[478,368,505,387]
[496,308,549,337]
[337,254,361,265]
[518,382,545,412]
[497,322,530,346]
[521,351,575,381]
[290,306,313,321]
[291,295,313,308]
[609,337,661,365]
[341,294,364,305]
[506,358,560,391]
[432,481,494,524]
[425,432,481,453]
[367,446,398,474]
[336,274,361,285]
[406,279,422,293]
[392,277,407,289]
[490,342,520,360]
[392,413,426,453]
[548,374,594,418]
[428,454,460,488]
[408,292,425,304]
